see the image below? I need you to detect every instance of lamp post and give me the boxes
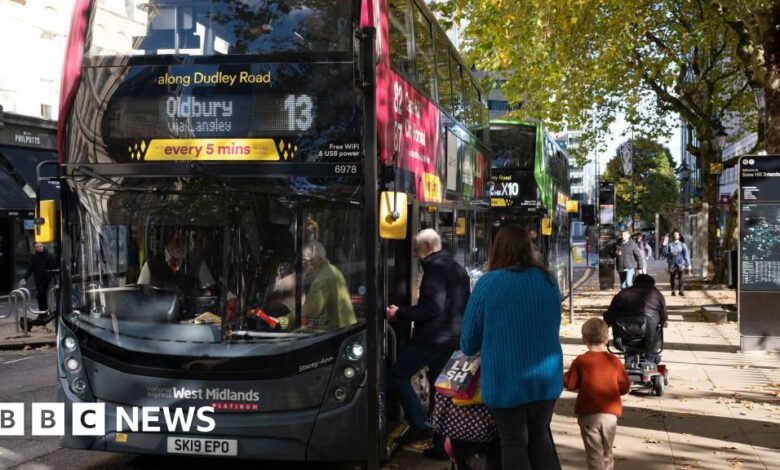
[678,161,692,203]
[677,160,692,237]
[713,127,727,253]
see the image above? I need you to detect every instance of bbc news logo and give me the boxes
[0,403,215,436]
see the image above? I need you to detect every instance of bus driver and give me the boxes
[137,228,216,296]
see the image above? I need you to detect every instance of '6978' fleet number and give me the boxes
[334,165,358,174]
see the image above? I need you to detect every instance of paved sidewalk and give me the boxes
[387,260,780,469]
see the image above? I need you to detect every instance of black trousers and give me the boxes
[669,266,685,293]
[490,400,561,470]
[35,281,50,311]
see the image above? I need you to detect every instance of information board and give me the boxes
[598,182,616,290]
[738,155,780,349]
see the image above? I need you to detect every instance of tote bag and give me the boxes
[434,351,481,400]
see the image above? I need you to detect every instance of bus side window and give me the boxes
[434,28,452,113]
[388,0,415,78]
[411,2,435,96]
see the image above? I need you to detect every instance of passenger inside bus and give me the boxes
[274,241,356,332]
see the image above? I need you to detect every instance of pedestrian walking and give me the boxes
[564,318,630,470]
[18,242,57,329]
[662,229,691,296]
[386,229,470,460]
[461,225,563,470]
[615,231,643,289]
[632,233,649,275]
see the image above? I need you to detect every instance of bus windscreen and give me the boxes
[64,177,366,342]
[87,0,353,57]
[490,124,536,170]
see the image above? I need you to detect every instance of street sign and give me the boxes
[566,200,579,213]
[581,204,596,225]
[738,154,780,351]
[710,162,723,175]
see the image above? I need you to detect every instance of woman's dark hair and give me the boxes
[488,225,549,278]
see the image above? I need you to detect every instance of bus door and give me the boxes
[452,209,469,268]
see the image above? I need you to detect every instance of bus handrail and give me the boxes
[386,323,397,364]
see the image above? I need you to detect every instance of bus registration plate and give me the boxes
[166,437,237,456]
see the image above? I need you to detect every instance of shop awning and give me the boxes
[0,146,59,200]
[0,166,34,210]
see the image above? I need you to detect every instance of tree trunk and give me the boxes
[765,3,780,153]
[705,169,720,280]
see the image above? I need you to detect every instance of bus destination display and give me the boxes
[487,170,537,211]
[98,63,362,164]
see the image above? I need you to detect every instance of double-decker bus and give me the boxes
[487,119,571,294]
[49,0,490,464]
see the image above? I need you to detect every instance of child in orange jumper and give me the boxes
[564,317,630,470]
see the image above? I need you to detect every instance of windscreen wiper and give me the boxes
[228,330,312,340]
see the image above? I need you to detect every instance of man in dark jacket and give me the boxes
[603,274,667,361]
[615,230,644,289]
[386,228,470,459]
[19,242,57,329]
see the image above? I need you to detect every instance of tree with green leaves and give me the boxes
[437,0,767,278]
[603,138,680,229]
[706,0,780,152]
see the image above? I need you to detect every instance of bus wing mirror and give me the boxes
[35,200,57,243]
[379,191,408,240]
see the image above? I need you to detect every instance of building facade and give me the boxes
[0,0,74,293]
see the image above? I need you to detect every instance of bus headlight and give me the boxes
[63,336,77,352]
[346,342,364,361]
[343,366,357,379]
[65,357,81,372]
[321,333,366,412]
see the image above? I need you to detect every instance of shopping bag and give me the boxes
[434,351,480,399]
[430,392,497,443]
[452,383,483,406]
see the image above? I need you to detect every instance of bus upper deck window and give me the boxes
[136,5,199,53]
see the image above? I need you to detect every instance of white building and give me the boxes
[0,0,75,293]
[0,0,74,120]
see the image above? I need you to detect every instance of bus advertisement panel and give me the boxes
[377,73,443,203]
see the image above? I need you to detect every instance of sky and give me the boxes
[596,113,683,175]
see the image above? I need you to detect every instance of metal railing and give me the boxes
[1,285,59,337]
[5,288,31,337]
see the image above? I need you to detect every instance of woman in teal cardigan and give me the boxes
[461,225,563,470]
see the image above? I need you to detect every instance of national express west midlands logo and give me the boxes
[147,387,262,412]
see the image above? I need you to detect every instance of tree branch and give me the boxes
[718,81,750,117]
[644,31,685,66]
[634,48,702,123]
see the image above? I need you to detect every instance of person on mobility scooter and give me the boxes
[603,274,670,396]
